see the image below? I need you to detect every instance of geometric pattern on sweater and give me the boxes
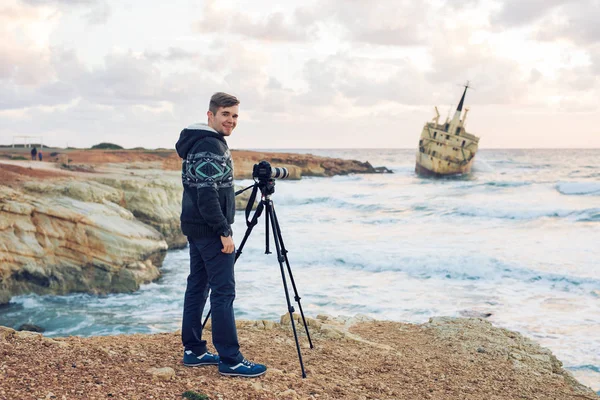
[183,150,234,189]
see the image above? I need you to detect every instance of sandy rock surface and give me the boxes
[0,316,597,400]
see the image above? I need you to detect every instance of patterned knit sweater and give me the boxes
[175,123,235,238]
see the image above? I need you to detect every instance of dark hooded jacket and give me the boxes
[175,123,235,238]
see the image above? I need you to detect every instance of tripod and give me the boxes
[202,178,314,378]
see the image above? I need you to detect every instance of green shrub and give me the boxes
[90,142,124,150]
[11,156,28,160]
[182,391,209,400]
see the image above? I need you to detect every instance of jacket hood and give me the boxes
[175,123,226,159]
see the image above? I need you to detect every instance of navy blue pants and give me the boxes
[181,236,243,364]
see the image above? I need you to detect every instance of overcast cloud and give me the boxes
[1,0,599,149]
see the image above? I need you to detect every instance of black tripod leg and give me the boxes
[264,199,271,254]
[202,201,265,330]
[266,200,307,378]
[271,203,314,349]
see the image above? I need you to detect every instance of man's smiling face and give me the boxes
[208,105,239,136]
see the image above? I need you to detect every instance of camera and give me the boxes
[252,160,289,180]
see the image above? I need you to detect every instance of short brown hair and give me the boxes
[209,92,239,115]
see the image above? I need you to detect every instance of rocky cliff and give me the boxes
[0,315,597,399]
[0,149,388,305]
[0,184,167,305]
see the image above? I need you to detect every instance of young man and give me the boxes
[175,92,267,378]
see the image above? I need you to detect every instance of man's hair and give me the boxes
[209,92,240,115]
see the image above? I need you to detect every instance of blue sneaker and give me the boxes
[183,350,220,366]
[218,358,267,377]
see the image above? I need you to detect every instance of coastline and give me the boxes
[0,149,388,305]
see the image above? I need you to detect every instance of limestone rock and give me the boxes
[253,320,277,330]
[146,367,175,381]
[42,338,70,348]
[459,309,493,318]
[0,326,16,341]
[425,317,593,395]
[280,312,302,326]
[0,186,167,304]
[278,389,298,398]
[95,175,185,249]
[14,330,43,340]
[320,326,345,339]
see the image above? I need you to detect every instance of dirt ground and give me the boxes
[1,319,597,400]
[0,163,73,187]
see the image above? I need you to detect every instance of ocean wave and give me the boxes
[577,210,600,222]
[453,181,533,190]
[483,181,532,188]
[556,182,600,196]
[276,196,385,212]
[568,365,600,373]
[443,206,600,222]
[305,254,600,291]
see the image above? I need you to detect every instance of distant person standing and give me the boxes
[38,151,43,161]
[31,147,37,160]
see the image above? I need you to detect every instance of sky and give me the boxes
[1,0,599,149]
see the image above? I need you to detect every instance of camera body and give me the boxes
[252,160,289,181]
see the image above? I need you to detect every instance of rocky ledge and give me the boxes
[0,315,597,399]
[0,150,390,305]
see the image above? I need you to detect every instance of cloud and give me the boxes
[444,0,482,10]
[193,0,309,42]
[19,0,112,25]
[192,0,428,46]
[0,4,57,86]
[490,0,575,27]
[534,0,600,45]
[591,44,600,73]
[143,47,202,62]
[84,0,110,25]
[21,0,100,5]
[325,0,427,46]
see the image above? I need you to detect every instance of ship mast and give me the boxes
[449,81,470,133]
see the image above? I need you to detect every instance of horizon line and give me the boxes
[1,144,599,151]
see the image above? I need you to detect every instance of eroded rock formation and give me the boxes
[0,186,167,304]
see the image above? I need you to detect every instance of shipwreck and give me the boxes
[415,83,480,177]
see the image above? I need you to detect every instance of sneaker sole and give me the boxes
[219,370,267,378]
[183,362,219,367]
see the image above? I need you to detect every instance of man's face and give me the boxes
[207,105,239,136]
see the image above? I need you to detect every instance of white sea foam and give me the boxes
[557,182,600,196]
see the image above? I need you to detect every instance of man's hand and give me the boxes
[221,235,235,254]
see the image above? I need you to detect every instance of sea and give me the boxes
[0,149,599,391]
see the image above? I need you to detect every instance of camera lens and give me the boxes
[272,167,289,179]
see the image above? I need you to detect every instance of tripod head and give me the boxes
[256,177,276,197]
